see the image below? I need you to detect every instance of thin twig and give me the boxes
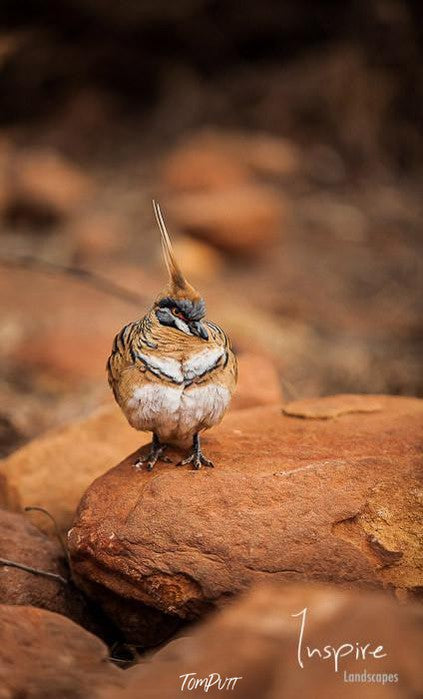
[24,506,70,566]
[0,254,145,306]
[0,557,68,585]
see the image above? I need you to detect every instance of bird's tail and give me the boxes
[152,200,187,291]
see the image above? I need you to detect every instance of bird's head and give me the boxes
[152,200,209,341]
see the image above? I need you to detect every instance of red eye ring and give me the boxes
[172,307,186,320]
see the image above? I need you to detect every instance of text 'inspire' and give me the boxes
[292,607,387,673]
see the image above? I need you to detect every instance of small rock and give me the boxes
[7,148,94,223]
[168,185,284,254]
[13,328,113,381]
[0,405,148,535]
[69,395,423,646]
[101,583,423,699]
[170,236,223,281]
[0,605,124,698]
[231,352,282,410]
[283,394,382,419]
[233,132,299,177]
[70,212,130,263]
[162,132,248,192]
[162,130,299,192]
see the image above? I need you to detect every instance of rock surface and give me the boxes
[69,395,423,645]
[283,394,383,419]
[101,583,423,699]
[0,405,148,535]
[0,605,124,698]
[0,508,115,641]
[0,349,279,535]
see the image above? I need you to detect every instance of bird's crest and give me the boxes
[153,200,201,302]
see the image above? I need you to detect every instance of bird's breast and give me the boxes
[125,381,231,445]
[116,344,234,444]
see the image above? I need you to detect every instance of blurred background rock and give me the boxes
[0,0,422,455]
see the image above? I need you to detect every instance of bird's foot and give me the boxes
[133,442,171,471]
[177,450,214,470]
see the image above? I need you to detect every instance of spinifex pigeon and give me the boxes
[107,201,237,470]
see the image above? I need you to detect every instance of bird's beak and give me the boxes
[190,321,209,340]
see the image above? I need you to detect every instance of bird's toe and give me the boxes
[201,455,214,468]
[176,450,214,470]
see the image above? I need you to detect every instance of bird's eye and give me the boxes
[172,307,186,320]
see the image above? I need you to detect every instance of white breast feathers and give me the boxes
[126,382,231,444]
[124,347,230,444]
[136,346,225,384]
[183,347,225,381]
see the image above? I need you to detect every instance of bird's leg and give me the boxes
[133,433,171,471]
[177,433,214,470]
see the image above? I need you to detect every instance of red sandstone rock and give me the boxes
[0,265,155,383]
[0,353,281,537]
[0,605,124,698]
[8,148,94,220]
[170,236,224,281]
[0,508,69,610]
[232,352,282,410]
[0,405,148,535]
[238,132,299,176]
[167,185,284,254]
[70,212,130,263]
[0,508,113,640]
[283,394,383,419]
[69,395,423,646]
[101,583,423,699]
[163,133,248,192]
[162,130,298,192]
[162,130,287,255]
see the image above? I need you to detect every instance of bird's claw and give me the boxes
[177,451,214,470]
[133,444,171,471]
